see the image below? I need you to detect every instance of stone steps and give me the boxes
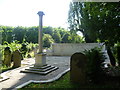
[30,64,51,69]
[25,66,56,72]
[20,65,59,75]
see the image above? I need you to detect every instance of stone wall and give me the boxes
[47,43,105,56]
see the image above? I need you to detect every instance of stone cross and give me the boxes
[35,11,46,67]
[37,11,44,53]
[20,11,58,74]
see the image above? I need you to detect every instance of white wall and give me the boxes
[47,43,104,56]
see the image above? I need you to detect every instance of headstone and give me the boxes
[34,47,37,56]
[3,47,12,67]
[12,50,21,68]
[70,52,87,84]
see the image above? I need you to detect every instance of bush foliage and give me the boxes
[0,26,84,48]
[83,47,105,83]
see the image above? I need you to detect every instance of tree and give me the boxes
[13,26,26,43]
[26,26,38,43]
[0,25,85,44]
[68,33,84,43]
[43,26,53,36]
[68,2,120,45]
[43,34,54,48]
[6,26,13,43]
[0,26,2,44]
[61,32,71,43]
[52,30,62,43]
[1,26,13,44]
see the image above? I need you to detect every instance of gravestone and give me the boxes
[12,50,21,68]
[70,52,87,84]
[34,47,38,57]
[3,47,12,67]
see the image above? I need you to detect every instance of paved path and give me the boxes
[0,56,70,89]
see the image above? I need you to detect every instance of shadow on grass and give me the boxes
[1,66,17,73]
[21,72,120,89]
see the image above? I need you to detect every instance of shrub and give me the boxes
[20,43,27,58]
[116,43,120,66]
[83,47,105,83]
[3,40,21,52]
[43,34,54,48]
[26,43,38,53]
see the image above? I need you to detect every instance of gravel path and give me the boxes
[0,56,70,89]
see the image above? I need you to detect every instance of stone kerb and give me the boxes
[49,43,104,56]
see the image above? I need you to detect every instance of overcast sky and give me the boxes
[0,0,71,29]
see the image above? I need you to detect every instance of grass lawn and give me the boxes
[20,72,120,89]
[0,66,13,73]
[21,72,80,89]
[0,76,3,79]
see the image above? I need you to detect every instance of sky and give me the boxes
[0,0,71,29]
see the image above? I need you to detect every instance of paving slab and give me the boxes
[0,56,70,89]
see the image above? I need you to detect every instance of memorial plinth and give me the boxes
[35,53,46,67]
[21,11,58,75]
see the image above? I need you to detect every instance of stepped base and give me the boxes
[20,64,59,75]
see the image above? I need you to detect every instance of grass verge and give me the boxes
[20,71,120,89]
